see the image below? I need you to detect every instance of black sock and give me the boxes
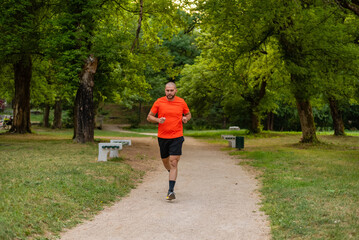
[169,180,176,192]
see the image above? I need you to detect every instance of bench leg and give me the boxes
[109,149,119,158]
[229,140,236,148]
[98,149,110,162]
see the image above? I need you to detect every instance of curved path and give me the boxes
[60,137,270,240]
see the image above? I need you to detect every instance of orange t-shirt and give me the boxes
[150,96,190,139]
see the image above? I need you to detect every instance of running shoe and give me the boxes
[166,191,176,200]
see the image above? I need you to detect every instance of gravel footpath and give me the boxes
[60,137,270,240]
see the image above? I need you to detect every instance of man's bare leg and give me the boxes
[162,157,170,171]
[169,155,180,181]
[161,156,180,179]
[166,155,180,200]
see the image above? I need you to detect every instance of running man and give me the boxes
[147,82,191,200]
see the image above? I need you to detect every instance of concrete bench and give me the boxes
[229,126,240,130]
[109,140,131,158]
[110,139,132,146]
[98,143,123,162]
[221,135,236,148]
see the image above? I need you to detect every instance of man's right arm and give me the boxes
[147,111,166,124]
[147,111,159,123]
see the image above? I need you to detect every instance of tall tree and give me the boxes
[190,0,359,141]
[274,1,359,141]
[45,0,182,142]
[47,0,121,142]
[0,0,50,133]
[183,0,284,133]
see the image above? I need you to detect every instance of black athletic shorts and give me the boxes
[157,136,185,159]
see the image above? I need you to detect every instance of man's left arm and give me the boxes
[182,112,191,124]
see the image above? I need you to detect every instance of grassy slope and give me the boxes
[241,134,358,239]
[0,129,145,240]
[193,131,359,239]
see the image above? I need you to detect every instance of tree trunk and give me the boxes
[73,55,98,143]
[328,97,345,136]
[295,98,318,143]
[250,110,261,134]
[11,54,32,133]
[266,112,274,131]
[53,99,62,129]
[43,104,50,128]
[222,116,227,129]
[245,80,267,134]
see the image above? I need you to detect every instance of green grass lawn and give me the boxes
[184,129,248,138]
[197,131,358,239]
[0,128,145,240]
[31,126,147,138]
[1,127,358,239]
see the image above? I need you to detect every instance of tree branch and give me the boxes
[112,0,173,15]
[131,0,144,53]
[335,0,359,16]
[113,0,138,13]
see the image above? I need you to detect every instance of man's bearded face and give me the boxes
[165,85,177,100]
